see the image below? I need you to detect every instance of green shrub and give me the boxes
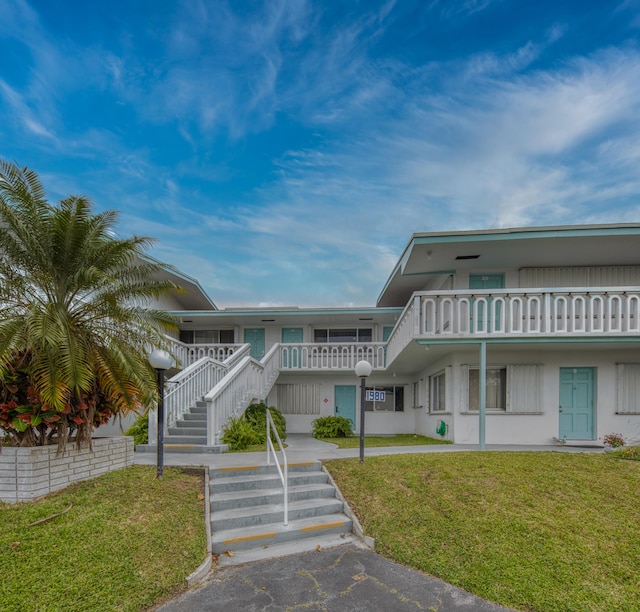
[123,413,149,447]
[312,415,353,438]
[615,445,640,460]
[221,414,261,451]
[245,403,286,443]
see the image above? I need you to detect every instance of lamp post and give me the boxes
[355,360,373,464]
[148,349,173,479]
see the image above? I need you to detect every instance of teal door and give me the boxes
[469,274,504,332]
[559,368,595,440]
[335,385,357,429]
[383,327,394,341]
[281,328,303,368]
[244,328,265,359]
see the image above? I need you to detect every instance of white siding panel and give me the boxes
[276,384,321,415]
[520,266,640,288]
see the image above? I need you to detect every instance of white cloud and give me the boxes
[3,2,640,307]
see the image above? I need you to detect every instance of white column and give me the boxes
[479,341,486,450]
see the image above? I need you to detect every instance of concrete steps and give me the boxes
[210,461,353,563]
[163,402,207,445]
[135,402,228,454]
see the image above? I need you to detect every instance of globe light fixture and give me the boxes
[354,360,373,464]
[148,349,173,479]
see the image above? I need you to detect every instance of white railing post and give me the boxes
[413,295,421,335]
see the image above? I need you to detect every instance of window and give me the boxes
[469,367,506,411]
[364,386,404,412]
[413,380,422,409]
[431,371,446,412]
[617,364,640,414]
[314,328,372,343]
[179,329,235,344]
[464,364,542,413]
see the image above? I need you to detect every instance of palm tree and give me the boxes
[0,159,180,449]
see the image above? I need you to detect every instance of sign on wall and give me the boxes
[366,390,386,402]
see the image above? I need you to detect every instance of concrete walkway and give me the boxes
[141,436,601,611]
[133,434,603,469]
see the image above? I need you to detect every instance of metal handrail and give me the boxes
[266,409,288,526]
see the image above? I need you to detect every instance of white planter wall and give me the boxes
[0,437,134,504]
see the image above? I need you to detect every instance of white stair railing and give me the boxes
[148,344,252,440]
[266,409,288,526]
[205,344,281,446]
[164,356,228,430]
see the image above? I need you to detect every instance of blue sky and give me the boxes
[1,1,640,308]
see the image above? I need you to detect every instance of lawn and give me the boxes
[0,466,207,612]
[319,434,450,449]
[325,452,640,612]
[228,434,449,452]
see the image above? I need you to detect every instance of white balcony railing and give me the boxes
[165,338,247,369]
[280,343,386,370]
[386,288,640,366]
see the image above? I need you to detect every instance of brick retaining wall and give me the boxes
[0,437,134,503]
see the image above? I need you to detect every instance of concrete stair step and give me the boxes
[210,461,320,479]
[163,435,207,444]
[189,405,207,414]
[176,414,207,429]
[211,514,353,554]
[210,470,328,494]
[211,497,344,531]
[176,417,207,426]
[168,426,206,436]
[216,533,359,567]
[211,483,336,512]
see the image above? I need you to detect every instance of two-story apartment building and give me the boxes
[155,224,640,448]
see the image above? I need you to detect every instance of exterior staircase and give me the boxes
[166,401,207,447]
[210,460,355,565]
[136,401,229,454]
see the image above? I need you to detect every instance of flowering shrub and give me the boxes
[0,357,116,447]
[602,432,625,448]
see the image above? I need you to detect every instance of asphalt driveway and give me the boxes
[157,543,513,612]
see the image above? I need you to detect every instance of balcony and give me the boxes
[385,287,640,365]
[279,343,386,371]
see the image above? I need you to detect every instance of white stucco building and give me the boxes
[151,224,640,448]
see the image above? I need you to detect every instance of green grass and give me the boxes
[0,466,207,612]
[326,452,640,612]
[319,434,450,448]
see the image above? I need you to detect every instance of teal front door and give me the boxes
[469,274,504,332]
[335,385,357,430]
[244,328,265,359]
[281,328,303,367]
[559,368,595,440]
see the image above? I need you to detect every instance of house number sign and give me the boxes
[366,390,385,402]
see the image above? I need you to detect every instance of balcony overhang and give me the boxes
[378,224,640,307]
